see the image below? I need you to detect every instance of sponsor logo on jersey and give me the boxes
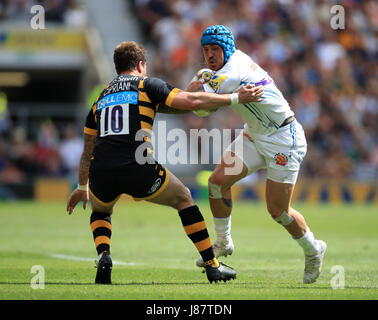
[274,153,288,166]
[148,178,162,194]
[97,91,138,110]
[240,78,272,87]
[208,75,227,91]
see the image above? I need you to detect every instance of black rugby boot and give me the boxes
[95,251,112,284]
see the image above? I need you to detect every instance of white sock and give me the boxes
[213,216,232,243]
[296,227,319,256]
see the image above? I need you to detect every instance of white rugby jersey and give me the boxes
[203,50,294,136]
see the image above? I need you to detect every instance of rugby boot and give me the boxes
[303,240,327,284]
[205,262,236,283]
[95,251,112,284]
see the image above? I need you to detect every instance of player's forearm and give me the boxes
[192,85,265,110]
[158,103,190,114]
[78,153,90,186]
[78,133,96,186]
[190,92,235,110]
[171,91,234,111]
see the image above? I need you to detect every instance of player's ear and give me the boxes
[137,60,146,76]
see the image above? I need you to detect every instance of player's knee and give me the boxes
[267,202,285,220]
[182,187,192,202]
[208,178,222,199]
[172,186,194,210]
[273,210,294,226]
[209,169,231,193]
[90,200,114,215]
[267,203,294,226]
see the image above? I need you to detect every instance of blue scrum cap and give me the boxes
[201,25,236,63]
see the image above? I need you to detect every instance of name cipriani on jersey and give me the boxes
[203,50,294,136]
[84,74,179,170]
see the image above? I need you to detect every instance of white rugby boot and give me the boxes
[196,238,234,268]
[303,240,327,284]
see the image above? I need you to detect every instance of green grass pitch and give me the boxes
[0,200,377,300]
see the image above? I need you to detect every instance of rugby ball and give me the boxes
[192,68,216,117]
[197,68,215,83]
[193,109,211,117]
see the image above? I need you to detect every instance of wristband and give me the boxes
[230,93,239,105]
[77,184,88,191]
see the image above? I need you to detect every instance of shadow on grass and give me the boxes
[0,281,207,286]
[0,281,375,289]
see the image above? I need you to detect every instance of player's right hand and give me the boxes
[66,189,89,215]
[186,79,204,92]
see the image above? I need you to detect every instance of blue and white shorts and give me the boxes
[225,119,307,184]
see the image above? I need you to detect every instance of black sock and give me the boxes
[178,205,218,267]
[90,211,112,255]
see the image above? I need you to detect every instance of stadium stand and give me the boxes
[131,0,377,183]
[0,0,376,202]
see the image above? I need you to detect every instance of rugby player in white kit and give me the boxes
[191,25,326,284]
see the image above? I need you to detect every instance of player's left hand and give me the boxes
[66,189,89,215]
[247,84,264,102]
[238,84,264,103]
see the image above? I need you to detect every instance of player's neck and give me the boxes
[119,70,144,77]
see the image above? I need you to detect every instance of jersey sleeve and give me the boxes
[83,105,97,136]
[144,77,181,107]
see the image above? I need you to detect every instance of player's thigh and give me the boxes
[211,134,265,188]
[147,170,194,211]
[89,169,122,214]
[89,195,118,214]
[265,165,300,216]
[210,151,248,189]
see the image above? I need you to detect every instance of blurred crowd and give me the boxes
[0,121,83,184]
[0,0,88,27]
[0,0,377,185]
[132,0,377,181]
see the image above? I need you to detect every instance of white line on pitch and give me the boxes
[50,253,135,266]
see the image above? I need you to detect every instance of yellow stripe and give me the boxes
[184,221,206,236]
[134,169,170,201]
[139,91,151,103]
[141,121,152,131]
[204,257,219,267]
[165,88,180,107]
[89,188,120,207]
[90,220,112,232]
[94,236,110,248]
[84,127,97,135]
[138,79,144,89]
[194,238,212,252]
[139,106,154,119]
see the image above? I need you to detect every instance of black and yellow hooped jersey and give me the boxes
[84,74,180,169]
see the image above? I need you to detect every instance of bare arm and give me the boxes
[66,133,96,215]
[170,84,264,111]
[78,133,96,185]
[157,103,190,114]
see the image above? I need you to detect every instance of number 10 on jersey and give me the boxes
[100,104,130,137]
